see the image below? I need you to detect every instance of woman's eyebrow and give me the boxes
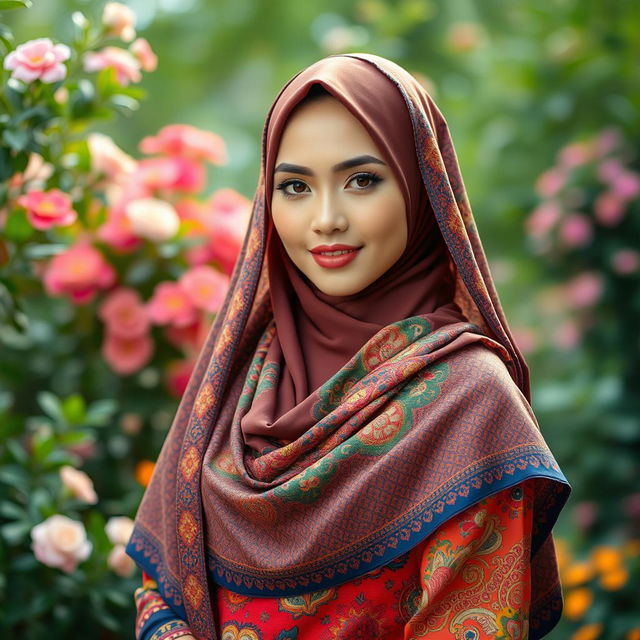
[274,154,386,176]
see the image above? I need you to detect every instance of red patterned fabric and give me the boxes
[126,54,570,639]
[136,482,535,639]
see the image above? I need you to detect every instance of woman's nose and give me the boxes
[310,191,348,234]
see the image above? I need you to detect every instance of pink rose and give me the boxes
[597,158,624,183]
[564,272,603,309]
[136,156,205,193]
[17,189,77,231]
[552,319,581,351]
[107,544,136,577]
[558,213,593,248]
[130,37,157,72]
[97,208,142,252]
[59,465,98,504]
[525,201,561,238]
[594,191,625,226]
[611,171,640,201]
[3,38,70,84]
[102,332,154,375]
[147,281,198,328]
[124,197,180,242]
[105,515,135,545]
[87,133,137,180]
[557,142,595,168]
[140,124,227,165]
[43,244,116,304]
[102,2,136,42]
[611,249,640,275]
[31,515,92,573]
[535,168,567,198]
[99,288,150,337]
[83,47,141,86]
[166,359,195,398]
[180,265,229,313]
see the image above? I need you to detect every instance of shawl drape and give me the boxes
[126,53,570,640]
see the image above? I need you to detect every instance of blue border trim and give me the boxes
[207,448,570,596]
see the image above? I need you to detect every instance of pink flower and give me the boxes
[535,168,567,198]
[43,244,116,304]
[140,124,227,165]
[611,171,640,201]
[558,142,595,168]
[597,158,624,183]
[558,213,593,248]
[17,189,77,230]
[180,266,229,313]
[611,249,640,275]
[595,127,622,156]
[552,319,581,351]
[11,153,54,191]
[186,189,251,274]
[31,515,92,573]
[3,38,70,84]
[136,156,205,193]
[594,191,625,226]
[564,272,603,309]
[83,47,141,86]
[97,208,142,252]
[102,3,136,42]
[107,544,136,577]
[105,516,134,545]
[124,197,180,241]
[87,133,136,180]
[164,320,203,352]
[525,201,561,238]
[166,359,195,397]
[102,332,154,375]
[130,37,157,72]
[59,465,98,504]
[147,281,198,327]
[99,288,149,337]
[511,327,537,354]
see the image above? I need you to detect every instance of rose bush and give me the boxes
[0,3,248,635]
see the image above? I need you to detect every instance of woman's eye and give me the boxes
[276,180,309,198]
[348,172,383,190]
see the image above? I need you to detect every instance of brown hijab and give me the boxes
[242,57,468,447]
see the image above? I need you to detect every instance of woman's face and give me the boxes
[271,95,407,297]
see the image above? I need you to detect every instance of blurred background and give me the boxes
[1,0,638,637]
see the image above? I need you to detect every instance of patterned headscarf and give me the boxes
[127,54,570,640]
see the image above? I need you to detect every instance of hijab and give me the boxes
[127,54,570,640]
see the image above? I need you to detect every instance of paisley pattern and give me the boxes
[135,483,534,640]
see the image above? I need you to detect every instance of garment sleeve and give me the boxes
[134,571,193,640]
[404,480,534,640]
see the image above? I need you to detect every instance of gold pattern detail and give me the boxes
[178,510,199,547]
[180,446,200,482]
[184,573,205,610]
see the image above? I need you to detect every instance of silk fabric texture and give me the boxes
[126,53,570,640]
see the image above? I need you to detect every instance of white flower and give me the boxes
[105,515,135,545]
[31,515,92,573]
[59,465,98,504]
[107,543,136,576]
[125,197,180,242]
[102,2,136,42]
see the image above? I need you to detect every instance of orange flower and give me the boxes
[135,460,156,487]
[564,588,593,620]
[599,566,629,591]
[626,629,640,640]
[590,545,623,573]
[571,623,603,640]
[562,562,595,587]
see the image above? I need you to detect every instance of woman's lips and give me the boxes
[309,245,362,268]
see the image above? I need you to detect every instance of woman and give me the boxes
[126,53,570,640]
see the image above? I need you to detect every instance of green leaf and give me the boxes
[0,520,31,545]
[62,394,86,424]
[0,22,14,51]
[36,391,65,426]
[3,209,34,242]
[109,94,140,114]
[32,428,55,462]
[0,501,26,520]
[23,244,67,259]
[0,0,33,9]
[2,128,29,151]
[85,399,118,426]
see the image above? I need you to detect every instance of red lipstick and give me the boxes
[309,244,362,268]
